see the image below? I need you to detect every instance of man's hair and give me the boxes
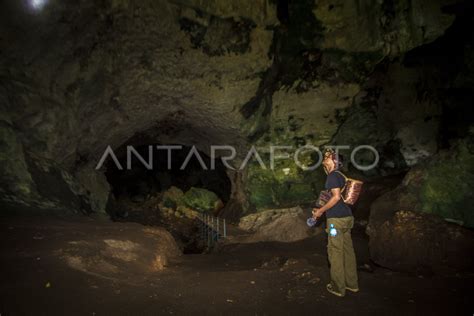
[324,149,343,169]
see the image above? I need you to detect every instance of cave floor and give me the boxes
[0,216,473,316]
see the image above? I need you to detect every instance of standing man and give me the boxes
[312,149,359,297]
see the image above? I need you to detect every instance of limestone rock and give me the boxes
[377,64,442,166]
[314,0,457,55]
[54,220,181,280]
[0,128,96,214]
[367,210,474,272]
[178,0,278,26]
[0,0,273,213]
[74,166,111,214]
[270,82,360,146]
[238,206,320,242]
[331,62,442,176]
[0,118,36,208]
[367,135,474,271]
[368,135,474,228]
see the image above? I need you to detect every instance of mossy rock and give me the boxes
[162,186,184,209]
[181,187,223,213]
[419,136,474,228]
[370,133,474,229]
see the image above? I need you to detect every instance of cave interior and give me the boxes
[0,0,474,314]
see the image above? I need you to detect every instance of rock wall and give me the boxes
[0,0,471,220]
[1,0,274,213]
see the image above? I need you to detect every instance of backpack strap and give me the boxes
[334,170,348,202]
[334,170,347,187]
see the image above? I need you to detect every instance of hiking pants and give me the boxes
[326,216,359,295]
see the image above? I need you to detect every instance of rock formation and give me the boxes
[1,0,473,271]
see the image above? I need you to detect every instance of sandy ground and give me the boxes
[0,215,473,316]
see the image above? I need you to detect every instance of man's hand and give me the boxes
[312,188,341,219]
[312,207,325,219]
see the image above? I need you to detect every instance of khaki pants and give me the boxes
[326,216,359,295]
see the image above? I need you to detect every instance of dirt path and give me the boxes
[0,216,473,315]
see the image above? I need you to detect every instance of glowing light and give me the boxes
[30,0,48,10]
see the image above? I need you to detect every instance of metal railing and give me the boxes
[198,213,227,249]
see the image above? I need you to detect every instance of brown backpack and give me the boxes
[335,171,363,205]
[316,171,363,207]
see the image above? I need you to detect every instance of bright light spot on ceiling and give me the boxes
[30,0,48,11]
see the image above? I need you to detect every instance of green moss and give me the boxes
[248,180,277,210]
[181,187,221,213]
[246,154,326,212]
[274,182,314,206]
[419,138,474,228]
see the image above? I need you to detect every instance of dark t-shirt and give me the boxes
[325,171,352,218]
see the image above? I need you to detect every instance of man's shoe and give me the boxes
[326,284,345,297]
[346,287,359,293]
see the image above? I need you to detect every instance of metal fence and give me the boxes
[198,213,227,249]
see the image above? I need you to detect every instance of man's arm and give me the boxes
[312,187,341,218]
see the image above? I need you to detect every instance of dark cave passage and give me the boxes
[104,143,232,253]
[105,143,231,205]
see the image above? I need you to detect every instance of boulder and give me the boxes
[181,187,223,214]
[158,186,201,220]
[162,186,185,209]
[49,219,181,280]
[367,210,474,272]
[74,166,110,214]
[367,135,474,271]
[175,205,200,219]
[238,206,320,242]
[0,148,96,215]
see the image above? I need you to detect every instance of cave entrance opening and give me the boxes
[104,142,231,253]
